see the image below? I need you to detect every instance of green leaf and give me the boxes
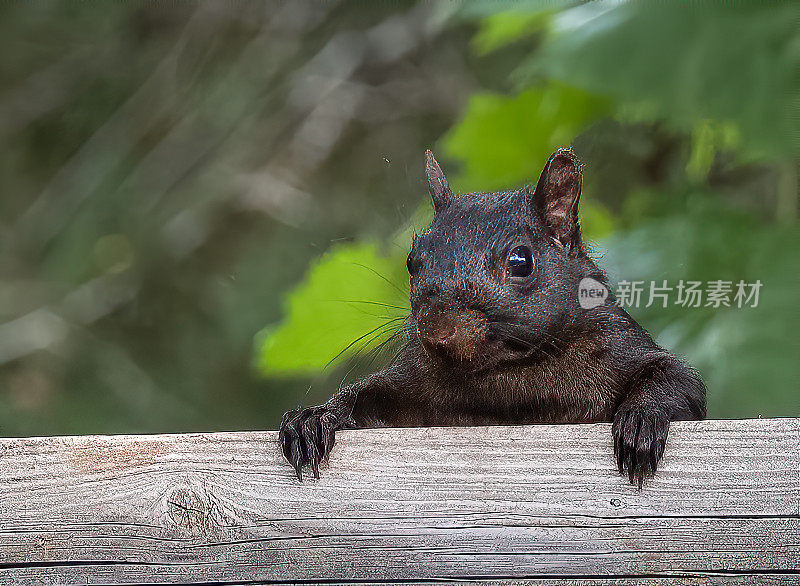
[472,10,551,55]
[685,120,742,182]
[255,241,409,377]
[442,82,612,192]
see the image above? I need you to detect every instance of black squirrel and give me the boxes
[279,149,706,487]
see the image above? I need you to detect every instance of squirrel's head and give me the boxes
[407,149,594,371]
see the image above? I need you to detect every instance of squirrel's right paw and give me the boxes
[612,405,669,489]
[279,406,347,481]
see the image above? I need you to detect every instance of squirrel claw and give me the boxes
[279,405,343,481]
[612,406,669,489]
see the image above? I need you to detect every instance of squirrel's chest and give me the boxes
[438,342,622,424]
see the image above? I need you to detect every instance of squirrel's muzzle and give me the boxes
[416,306,487,362]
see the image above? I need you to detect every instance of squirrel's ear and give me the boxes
[426,150,453,212]
[532,148,582,249]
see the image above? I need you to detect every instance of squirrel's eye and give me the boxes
[507,246,533,278]
[406,253,415,275]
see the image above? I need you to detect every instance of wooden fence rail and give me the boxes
[0,418,798,584]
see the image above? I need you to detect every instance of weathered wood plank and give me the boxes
[0,418,797,584]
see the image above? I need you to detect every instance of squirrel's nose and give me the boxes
[418,320,456,350]
[416,307,486,361]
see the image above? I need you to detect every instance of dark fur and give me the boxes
[279,149,706,487]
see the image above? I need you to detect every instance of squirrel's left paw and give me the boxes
[279,406,347,481]
[612,406,669,488]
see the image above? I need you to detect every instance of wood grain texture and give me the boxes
[0,418,797,584]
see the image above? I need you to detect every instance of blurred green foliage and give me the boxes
[0,2,475,434]
[524,2,800,159]
[256,240,408,377]
[0,3,797,437]
[259,1,799,418]
[442,83,612,192]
